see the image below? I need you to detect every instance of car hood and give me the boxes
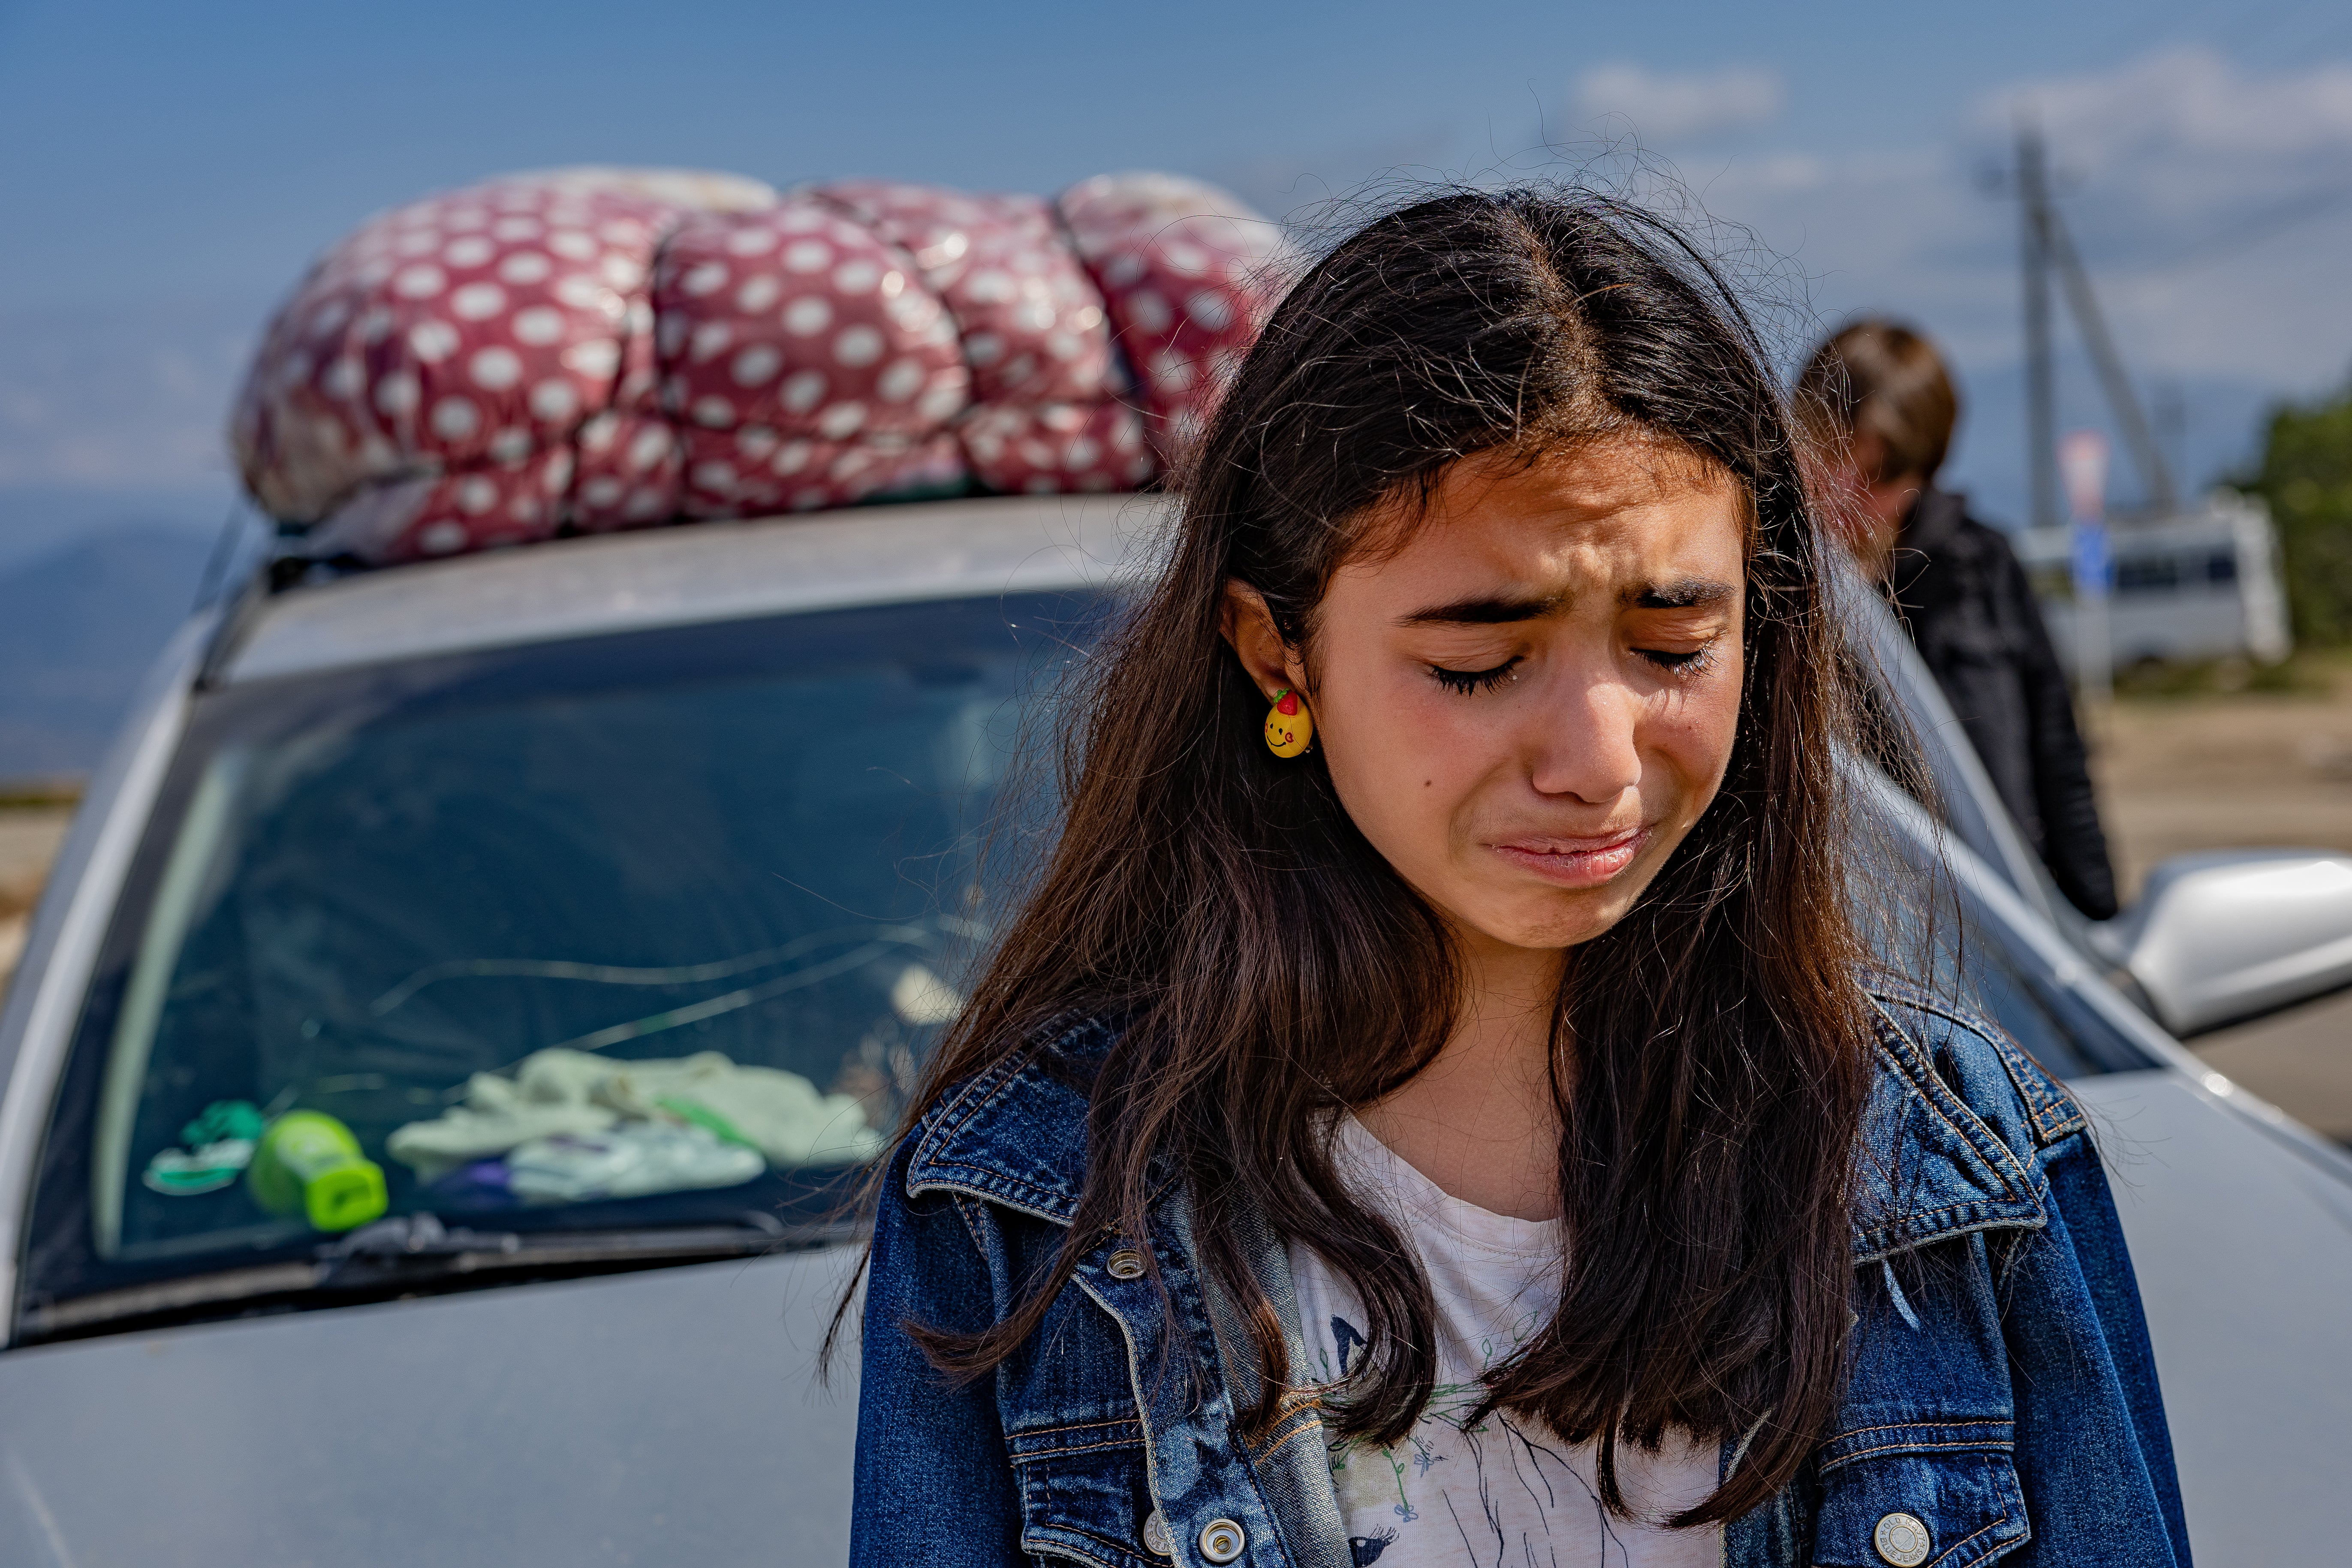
[0,1244,864,1567]
[2070,1069,2352,1562]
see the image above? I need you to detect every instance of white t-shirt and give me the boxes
[1286,1116,1722,1568]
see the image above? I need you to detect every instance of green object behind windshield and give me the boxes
[247,1111,387,1232]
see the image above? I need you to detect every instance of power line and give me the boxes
[2140,182,2352,273]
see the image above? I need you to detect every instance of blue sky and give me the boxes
[3,0,2349,564]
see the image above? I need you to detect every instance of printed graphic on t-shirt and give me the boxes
[1307,1309,1709,1568]
[1288,1117,1718,1568]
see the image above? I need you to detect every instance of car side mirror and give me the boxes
[2108,850,2352,1036]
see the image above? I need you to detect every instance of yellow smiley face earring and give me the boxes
[1263,687,1313,758]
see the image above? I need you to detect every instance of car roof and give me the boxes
[221,493,1176,685]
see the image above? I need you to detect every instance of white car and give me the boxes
[0,495,2347,1564]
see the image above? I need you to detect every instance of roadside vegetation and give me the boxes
[2241,377,2352,646]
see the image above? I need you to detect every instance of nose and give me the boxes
[1524,661,1643,807]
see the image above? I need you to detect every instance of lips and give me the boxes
[1488,826,1649,889]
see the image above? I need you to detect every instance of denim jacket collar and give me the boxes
[904,995,2055,1266]
[904,1012,1106,1227]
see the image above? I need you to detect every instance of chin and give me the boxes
[1488,894,1628,952]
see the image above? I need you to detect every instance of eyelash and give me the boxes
[1426,642,1717,695]
[1428,657,1521,695]
[1638,645,1715,674]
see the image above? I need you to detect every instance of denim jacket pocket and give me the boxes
[1809,1421,2027,1568]
[1010,1415,1164,1568]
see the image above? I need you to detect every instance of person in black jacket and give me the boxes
[1798,319,2119,920]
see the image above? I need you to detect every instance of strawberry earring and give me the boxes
[1263,687,1313,758]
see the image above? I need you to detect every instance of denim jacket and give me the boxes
[852,988,2190,1568]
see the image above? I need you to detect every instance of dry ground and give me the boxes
[3,674,2350,1138]
[0,807,70,978]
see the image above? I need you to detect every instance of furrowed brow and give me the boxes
[1628,578,1737,610]
[1397,593,1564,627]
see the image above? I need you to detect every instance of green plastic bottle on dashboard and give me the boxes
[246,1111,388,1231]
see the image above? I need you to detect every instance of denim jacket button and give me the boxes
[1106,1247,1147,1280]
[1140,1510,1173,1557]
[1197,1517,1246,1563]
[1872,1511,1930,1567]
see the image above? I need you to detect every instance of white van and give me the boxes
[2018,491,2291,668]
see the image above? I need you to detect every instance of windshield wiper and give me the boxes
[311,1211,839,1288]
[18,1211,856,1340]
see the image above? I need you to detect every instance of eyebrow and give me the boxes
[1397,592,1563,626]
[1397,577,1736,626]
[1628,577,1737,610]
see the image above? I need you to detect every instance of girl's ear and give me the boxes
[1220,581,1304,699]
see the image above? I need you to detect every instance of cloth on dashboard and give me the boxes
[505,1120,764,1202]
[386,1047,882,1183]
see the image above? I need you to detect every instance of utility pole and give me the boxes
[2156,382,2187,503]
[2018,118,2060,533]
[2015,115,2178,519]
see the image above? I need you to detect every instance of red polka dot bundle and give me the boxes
[231,166,1292,566]
[1059,173,1292,460]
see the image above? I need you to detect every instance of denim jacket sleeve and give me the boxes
[1777,990,2191,1568]
[849,1138,1027,1568]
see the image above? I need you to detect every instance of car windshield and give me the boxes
[26,590,1102,1314]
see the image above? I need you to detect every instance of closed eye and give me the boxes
[1635,646,1713,672]
[1428,656,1522,695]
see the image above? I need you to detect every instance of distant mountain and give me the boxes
[0,483,229,575]
[0,527,215,779]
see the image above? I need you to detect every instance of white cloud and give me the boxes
[1569,63,1786,144]
[1985,47,2352,174]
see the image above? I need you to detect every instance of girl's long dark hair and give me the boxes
[877,189,1872,1528]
